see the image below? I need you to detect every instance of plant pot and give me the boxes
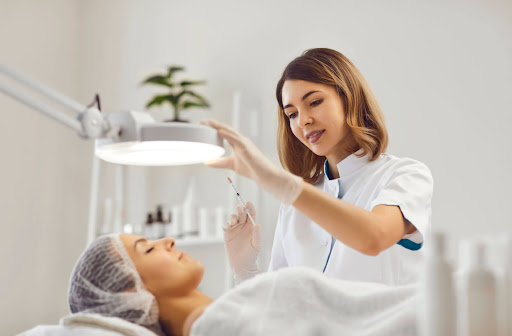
[164,118,189,123]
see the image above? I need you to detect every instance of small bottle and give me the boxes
[198,207,210,239]
[182,178,198,238]
[123,223,134,234]
[144,213,154,240]
[491,234,512,336]
[100,198,113,235]
[420,232,456,336]
[164,210,173,238]
[502,234,512,336]
[214,206,226,238]
[171,206,183,239]
[462,240,498,336]
[154,205,165,239]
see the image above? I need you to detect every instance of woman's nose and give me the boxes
[160,237,175,251]
[298,111,313,128]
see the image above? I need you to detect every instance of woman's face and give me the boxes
[120,235,204,297]
[281,79,354,163]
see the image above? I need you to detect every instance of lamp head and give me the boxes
[95,111,225,166]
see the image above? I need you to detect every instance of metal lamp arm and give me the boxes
[0,63,111,139]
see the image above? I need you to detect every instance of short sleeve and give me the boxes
[370,160,433,250]
[268,203,288,271]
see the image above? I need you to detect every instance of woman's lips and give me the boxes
[307,130,325,143]
[179,252,184,260]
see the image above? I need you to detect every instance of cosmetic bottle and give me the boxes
[164,210,173,238]
[100,198,113,235]
[171,206,182,239]
[123,223,133,234]
[182,178,198,237]
[154,205,165,239]
[493,234,512,336]
[461,239,498,336]
[420,232,456,336]
[144,213,154,240]
[214,206,226,238]
[198,207,210,239]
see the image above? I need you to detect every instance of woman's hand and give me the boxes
[224,201,261,284]
[201,119,304,205]
[200,119,275,182]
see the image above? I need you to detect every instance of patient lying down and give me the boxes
[31,234,419,336]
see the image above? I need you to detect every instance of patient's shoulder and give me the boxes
[61,313,159,335]
[20,313,159,336]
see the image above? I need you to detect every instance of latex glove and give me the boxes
[201,119,304,205]
[224,201,261,284]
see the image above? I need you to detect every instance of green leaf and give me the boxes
[181,101,210,109]
[145,94,168,108]
[165,94,179,106]
[180,80,206,87]
[142,75,174,88]
[174,90,209,107]
[183,91,210,106]
[167,66,185,78]
[175,90,189,101]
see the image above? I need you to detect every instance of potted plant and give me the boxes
[142,65,210,122]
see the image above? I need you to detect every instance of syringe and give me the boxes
[227,177,256,226]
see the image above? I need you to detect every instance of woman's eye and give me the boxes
[288,112,297,119]
[146,247,154,254]
[310,99,323,107]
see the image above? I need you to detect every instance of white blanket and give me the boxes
[18,313,158,336]
[191,267,419,336]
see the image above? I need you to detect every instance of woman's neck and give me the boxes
[326,142,360,179]
[157,289,212,336]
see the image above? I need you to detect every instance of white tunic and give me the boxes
[268,151,434,285]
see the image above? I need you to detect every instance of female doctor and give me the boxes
[201,48,433,286]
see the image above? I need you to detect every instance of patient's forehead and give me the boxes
[119,234,145,255]
[120,234,146,244]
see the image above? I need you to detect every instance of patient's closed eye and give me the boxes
[146,247,154,254]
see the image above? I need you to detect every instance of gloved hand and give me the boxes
[200,119,304,205]
[224,201,261,284]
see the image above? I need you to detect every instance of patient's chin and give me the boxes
[192,262,205,286]
[180,262,204,292]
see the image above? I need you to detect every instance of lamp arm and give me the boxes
[0,63,85,115]
[0,63,111,139]
[0,79,84,133]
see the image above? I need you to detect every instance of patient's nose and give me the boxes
[160,237,175,251]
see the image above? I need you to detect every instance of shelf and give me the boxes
[175,236,224,247]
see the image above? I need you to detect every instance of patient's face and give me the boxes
[120,234,204,297]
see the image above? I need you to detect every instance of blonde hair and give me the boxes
[276,48,388,184]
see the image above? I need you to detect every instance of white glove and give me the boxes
[200,119,304,205]
[224,201,261,284]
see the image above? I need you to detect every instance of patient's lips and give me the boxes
[179,251,184,260]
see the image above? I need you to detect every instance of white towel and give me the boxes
[191,267,419,336]
[18,313,158,336]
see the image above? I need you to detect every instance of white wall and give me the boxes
[1,0,511,333]
[0,0,90,334]
[81,0,512,260]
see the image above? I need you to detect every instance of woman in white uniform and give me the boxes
[202,48,433,286]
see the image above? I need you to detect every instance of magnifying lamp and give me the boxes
[0,63,225,166]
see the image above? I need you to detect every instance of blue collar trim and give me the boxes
[324,160,334,180]
[397,239,423,251]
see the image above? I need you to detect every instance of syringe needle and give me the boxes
[227,177,256,226]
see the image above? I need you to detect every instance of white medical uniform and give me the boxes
[268,150,433,286]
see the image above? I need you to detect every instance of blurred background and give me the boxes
[0,0,511,334]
